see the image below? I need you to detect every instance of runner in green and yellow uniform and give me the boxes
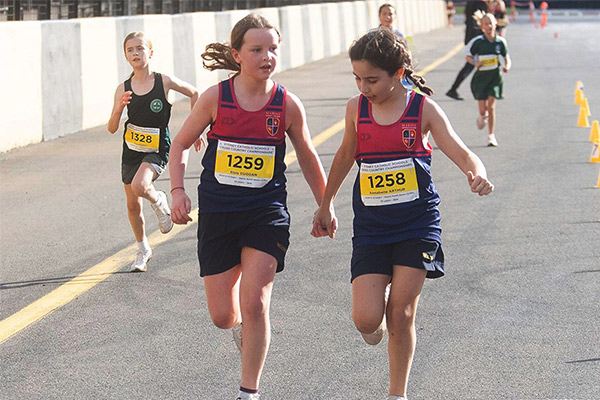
[466,12,511,147]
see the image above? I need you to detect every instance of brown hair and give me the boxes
[349,28,433,96]
[202,13,281,73]
[123,31,152,54]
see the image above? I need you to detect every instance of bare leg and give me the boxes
[352,273,391,336]
[124,183,145,242]
[130,162,159,203]
[203,247,277,391]
[386,266,427,398]
[487,96,497,134]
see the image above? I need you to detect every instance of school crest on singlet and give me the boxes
[266,113,281,136]
[402,127,417,148]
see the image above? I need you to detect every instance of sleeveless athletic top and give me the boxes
[352,91,441,247]
[122,72,172,165]
[198,78,288,213]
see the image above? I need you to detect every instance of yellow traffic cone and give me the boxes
[590,120,600,143]
[578,106,590,127]
[590,144,600,163]
[597,170,600,188]
[575,88,583,106]
[582,97,592,116]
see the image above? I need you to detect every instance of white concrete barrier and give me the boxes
[0,0,446,153]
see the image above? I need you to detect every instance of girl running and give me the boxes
[108,31,198,272]
[467,11,511,146]
[168,14,327,400]
[312,28,494,400]
[378,3,405,38]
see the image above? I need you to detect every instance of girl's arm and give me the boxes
[162,74,199,109]
[285,92,327,206]
[168,85,218,224]
[311,96,359,238]
[107,84,131,134]
[503,53,512,72]
[423,98,494,196]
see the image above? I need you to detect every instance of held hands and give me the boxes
[170,189,193,225]
[311,203,338,239]
[467,171,494,196]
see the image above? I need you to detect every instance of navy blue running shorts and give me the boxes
[121,153,166,184]
[351,238,445,282]
[197,206,290,277]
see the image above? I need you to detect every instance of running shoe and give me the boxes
[236,392,259,400]
[151,191,173,234]
[232,323,242,351]
[130,248,152,272]
[446,89,463,100]
[387,396,407,400]
[487,133,498,147]
[476,115,488,130]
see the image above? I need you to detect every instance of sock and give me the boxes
[239,386,258,394]
[137,237,150,253]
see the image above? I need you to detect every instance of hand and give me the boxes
[170,189,193,224]
[502,67,509,73]
[467,171,494,196]
[474,61,483,69]
[193,137,206,152]
[311,204,338,239]
[119,91,132,109]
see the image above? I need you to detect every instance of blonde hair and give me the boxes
[473,11,497,26]
[202,13,281,73]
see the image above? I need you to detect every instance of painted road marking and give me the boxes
[0,42,463,345]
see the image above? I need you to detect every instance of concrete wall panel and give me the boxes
[41,20,83,140]
[80,17,118,130]
[0,22,43,152]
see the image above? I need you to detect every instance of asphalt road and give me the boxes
[1,13,599,400]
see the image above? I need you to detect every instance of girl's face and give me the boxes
[232,28,280,80]
[481,16,497,38]
[379,6,395,28]
[352,59,402,104]
[124,37,152,68]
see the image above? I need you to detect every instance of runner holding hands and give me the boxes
[312,28,493,400]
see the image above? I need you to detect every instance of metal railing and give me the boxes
[0,0,355,21]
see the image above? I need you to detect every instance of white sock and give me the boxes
[137,238,150,253]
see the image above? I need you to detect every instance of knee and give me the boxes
[126,200,141,215]
[386,303,417,332]
[241,295,269,322]
[353,311,384,334]
[210,312,238,330]
[130,179,151,198]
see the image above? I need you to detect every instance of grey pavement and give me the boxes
[1,13,599,400]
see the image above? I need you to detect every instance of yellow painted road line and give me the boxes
[0,215,197,344]
[0,42,462,345]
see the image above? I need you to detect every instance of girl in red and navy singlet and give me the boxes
[353,90,441,248]
[312,29,494,399]
[199,78,288,213]
[107,31,198,273]
[168,14,327,400]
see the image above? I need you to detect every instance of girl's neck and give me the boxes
[234,73,273,95]
[484,32,496,41]
[131,67,153,82]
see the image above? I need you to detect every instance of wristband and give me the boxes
[170,187,185,193]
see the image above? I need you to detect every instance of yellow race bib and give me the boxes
[359,158,419,206]
[215,140,276,188]
[125,124,160,153]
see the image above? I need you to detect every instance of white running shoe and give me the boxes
[487,133,498,147]
[387,396,407,400]
[236,392,259,400]
[361,283,390,345]
[476,115,488,130]
[232,323,242,351]
[130,249,152,272]
[151,191,173,234]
